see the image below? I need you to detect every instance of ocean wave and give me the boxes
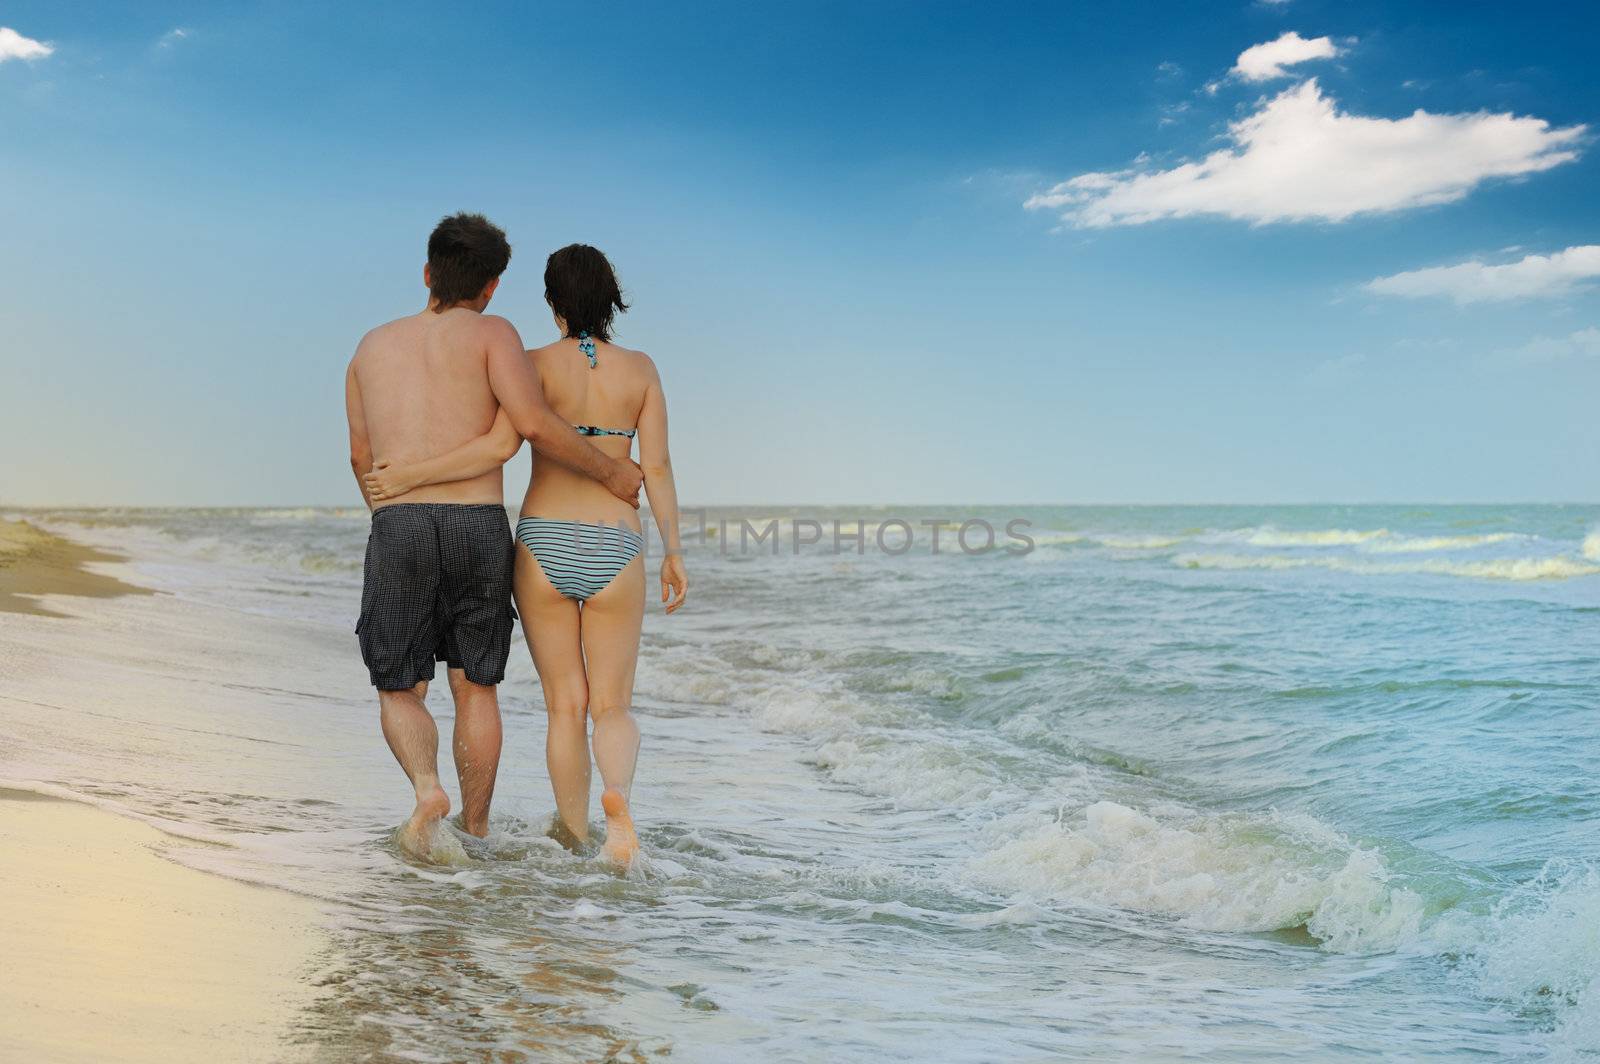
[809,734,1017,808]
[1363,532,1520,554]
[1175,552,1600,581]
[250,507,360,522]
[1224,526,1543,556]
[1029,531,1088,547]
[1453,860,1600,1060]
[296,550,361,574]
[1094,534,1187,550]
[1241,527,1391,548]
[1584,530,1600,562]
[634,649,747,707]
[969,801,1600,1049]
[968,801,1427,952]
[1030,531,1186,550]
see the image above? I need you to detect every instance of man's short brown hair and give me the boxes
[427,212,511,307]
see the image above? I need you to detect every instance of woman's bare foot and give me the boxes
[397,784,450,858]
[547,814,590,853]
[600,788,638,868]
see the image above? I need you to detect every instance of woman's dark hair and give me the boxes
[544,244,628,341]
[427,212,511,308]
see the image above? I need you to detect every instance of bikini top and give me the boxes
[574,424,636,439]
[572,331,637,440]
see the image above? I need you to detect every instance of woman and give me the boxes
[363,244,687,866]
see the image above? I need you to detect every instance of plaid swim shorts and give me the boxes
[356,503,517,690]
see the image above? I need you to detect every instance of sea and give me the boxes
[2,503,1598,1062]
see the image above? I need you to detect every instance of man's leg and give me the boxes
[360,506,447,855]
[379,680,450,855]
[448,669,502,837]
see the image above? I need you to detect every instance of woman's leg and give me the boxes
[577,554,646,864]
[513,547,590,844]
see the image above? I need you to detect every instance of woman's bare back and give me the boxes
[518,336,653,530]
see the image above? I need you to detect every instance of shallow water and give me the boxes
[3,504,1598,1061]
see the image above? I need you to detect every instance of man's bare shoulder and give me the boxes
[352,314,416,365]
[475,313,523,346]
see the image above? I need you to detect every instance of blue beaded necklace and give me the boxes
[578,330,598,368]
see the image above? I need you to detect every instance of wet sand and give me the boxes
[0,521,328,1061]
[0,788,328,1063]
[0,518,153,615]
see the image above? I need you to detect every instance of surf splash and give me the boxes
[1175,551,1599,581]
[968,801,1430,953]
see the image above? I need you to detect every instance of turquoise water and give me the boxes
[3,504,1598,1061]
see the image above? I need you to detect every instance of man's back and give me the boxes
[351,308,507,506]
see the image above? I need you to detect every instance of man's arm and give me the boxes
[481,317,643,505]
[363,409,521,502]
[344,360,377,510]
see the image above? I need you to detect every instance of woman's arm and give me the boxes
[636,355,687,613]
[363,409,522,502]
[482,316,642,506]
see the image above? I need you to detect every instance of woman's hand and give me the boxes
[660,554,688,614]
[363,460,419,503]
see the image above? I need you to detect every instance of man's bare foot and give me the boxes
[600,788,638,868]
[397,784,450,858]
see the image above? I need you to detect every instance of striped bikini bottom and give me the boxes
[515,517,644,602]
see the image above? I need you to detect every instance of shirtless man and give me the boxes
[344,212,642,855]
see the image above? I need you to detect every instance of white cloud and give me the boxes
[0,26,53,62]
[1232,32,1341,82]
[1510,326,1600,363]
[158,27,191,48]
[1366,246,1600,303]
[1025,79,1585,227]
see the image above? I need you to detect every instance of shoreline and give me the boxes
[0,518,153,615]
[0,523,332,1061]
[0,786,328,1063]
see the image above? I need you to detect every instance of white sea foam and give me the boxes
[1095,534,1187,550]
[1242,527,1390,547]
[1584,530,1600,562]
[1221,526,1537,556]
[1032,531,1185,550]
[1175,552,1600,581]
[956,901,1055,928]
[810,735,1015,808]
[1363,532,1519,553]
[968,801,1426,953]
[252,507,349,521]
[1029,531,1088,547]
[1455,861,1600,1060]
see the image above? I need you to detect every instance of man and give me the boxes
[345,212,642,856]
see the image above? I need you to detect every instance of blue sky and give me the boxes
[1,1,1596,505]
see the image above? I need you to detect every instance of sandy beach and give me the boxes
[0,520,327,1063]
[0,789,327,1063]
[0,518,152,615]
